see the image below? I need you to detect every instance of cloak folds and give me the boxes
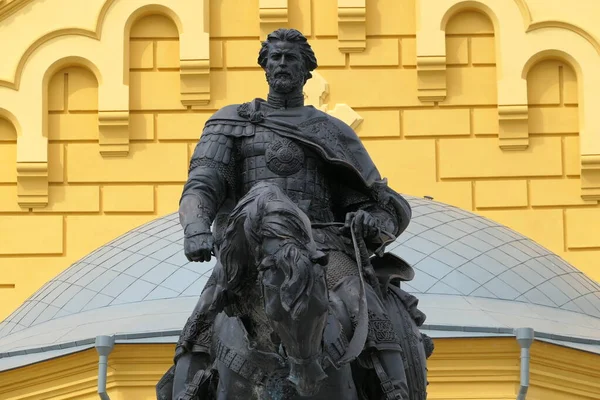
[200,98,413,239]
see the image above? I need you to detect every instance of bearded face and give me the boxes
[264,41,306,94]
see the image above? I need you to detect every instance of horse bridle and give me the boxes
[310,220,396,367]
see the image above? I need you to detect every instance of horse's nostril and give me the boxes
[288,375,325,397]
[288,359,328,396]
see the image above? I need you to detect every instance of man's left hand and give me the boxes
[341,210,380,240]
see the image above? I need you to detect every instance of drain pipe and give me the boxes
[515,328,534,400]
[95,335,115,400]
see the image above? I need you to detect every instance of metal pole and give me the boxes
[515,328,534,400]
[95,335,115,400]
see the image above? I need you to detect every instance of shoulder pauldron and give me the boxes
[204,119,255,137]
[193,131,236,165]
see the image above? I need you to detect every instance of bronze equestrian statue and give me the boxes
[156,28,433,400]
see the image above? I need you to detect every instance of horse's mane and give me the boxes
[219,182,319,318]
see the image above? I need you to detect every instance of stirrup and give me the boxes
[178,368,211,400]
[370,353,405,400]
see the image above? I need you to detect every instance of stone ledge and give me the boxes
[99,111,129,157]
[259,0,288,39]
[338,0,366,53]
[417,56,446,102]
[180,59,210,108]
[581,154,600,201]
[16,162,48,208]
[498,104,529,151]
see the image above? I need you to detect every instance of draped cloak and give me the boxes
[195,98,413,246]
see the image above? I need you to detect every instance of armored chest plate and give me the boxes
[239,128,335,223]
[265,137,304,176]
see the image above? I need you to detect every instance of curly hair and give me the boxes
[257,28,318,81]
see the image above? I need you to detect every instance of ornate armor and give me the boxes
[173,99,415,400]
[240,127,335,223]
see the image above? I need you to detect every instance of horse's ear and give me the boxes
[310,251,329,266]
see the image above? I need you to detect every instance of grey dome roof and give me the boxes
[391,199,600,316]
[0,196,599,371]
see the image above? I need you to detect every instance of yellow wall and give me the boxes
[1,0,600,322]
[1,338,599,399]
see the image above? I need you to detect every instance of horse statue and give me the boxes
[156,182,433,399]
[156,28,435,400]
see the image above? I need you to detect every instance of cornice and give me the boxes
[0,340,598,399]
[0,0,34,23]
[0,344,174,399]
[531,341,600,377]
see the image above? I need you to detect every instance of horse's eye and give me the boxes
[259,256,276,270]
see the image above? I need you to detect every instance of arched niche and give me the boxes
[526,58,579,109]
[0,118,17,141]
[522,50,583,110]
[441,2,500,35]
[0,112,19,189]
[416,1,501,103]
[0,0,209,211]
[122,5,182,87]
[443,10,498,107]
[46,65,99,142]
[1,0,209,159]
[128,13,182,113]
[123,5,208,109]
[0,109,20,141]
[526,57,580,180]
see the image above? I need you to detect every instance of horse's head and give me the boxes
[219,182,330,397]
[259,243,329,396]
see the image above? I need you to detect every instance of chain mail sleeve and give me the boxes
[179,131,238,237]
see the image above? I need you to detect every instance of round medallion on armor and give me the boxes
[265,137,304,176]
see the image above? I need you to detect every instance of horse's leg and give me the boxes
[172,268,221,399]
[384,285,431,400]
[172,352,211,399]
[214,364,260,400]
[330,274,410,400]
[302,364,358,400]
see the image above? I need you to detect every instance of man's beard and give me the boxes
[266,70,304,94]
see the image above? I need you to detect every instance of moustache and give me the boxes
[272,70,292,78]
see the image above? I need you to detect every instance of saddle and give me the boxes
[371,252,415,288]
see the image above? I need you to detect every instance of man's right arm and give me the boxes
[180,132,237,262]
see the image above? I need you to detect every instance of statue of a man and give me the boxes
[168,28,416,399]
